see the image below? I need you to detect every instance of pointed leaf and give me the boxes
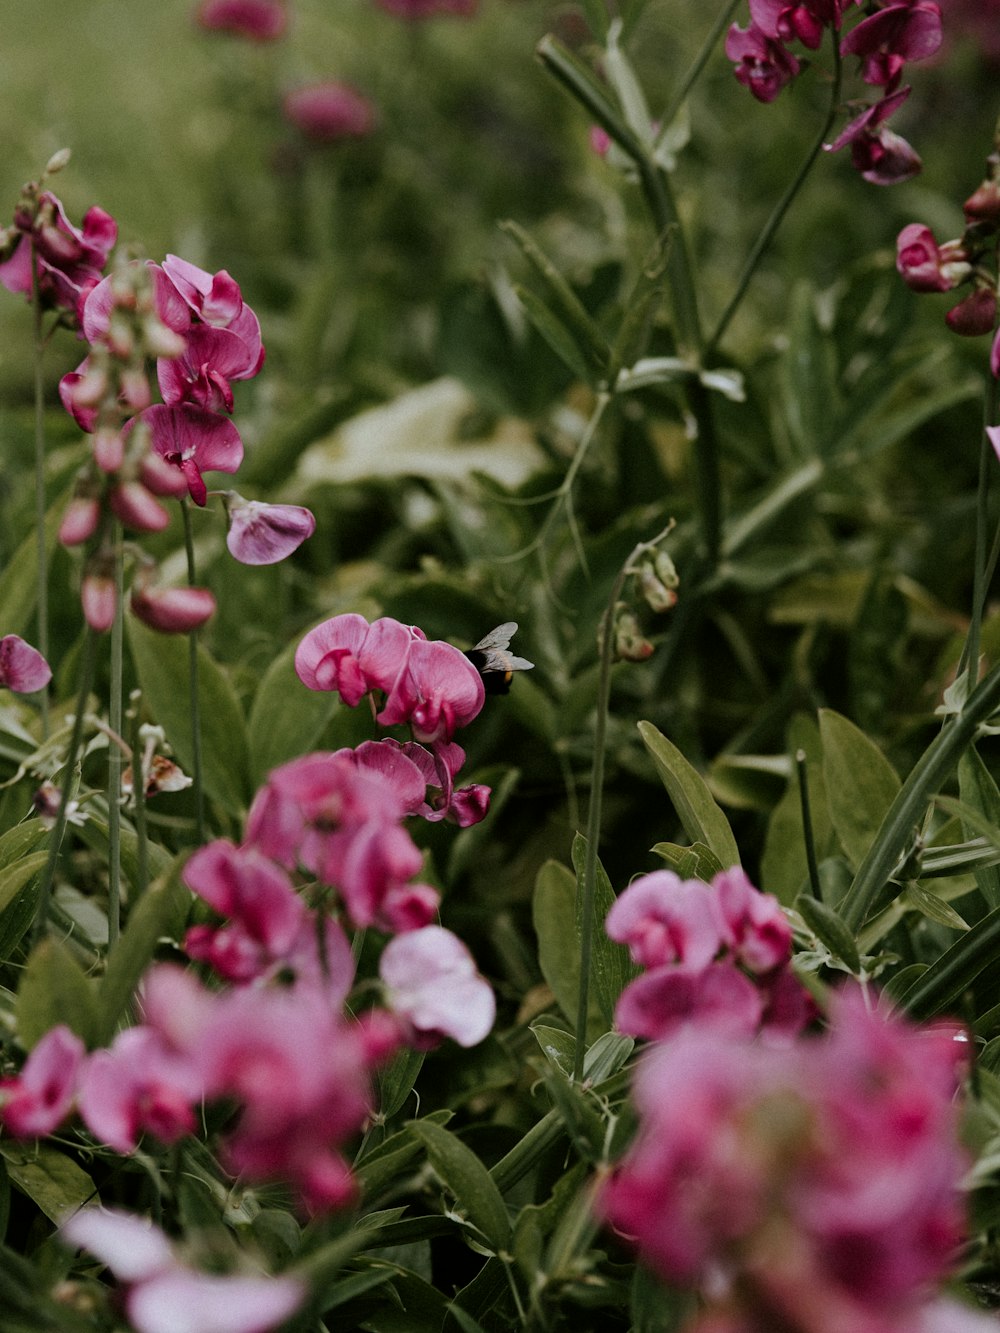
[248,639,340,785]
[958,747,1000,909]
[819,709,900,870]
[532,1023,576,1078]
[409,1119,511,1251]
[0,1143,96,1223]
[533,860,581,1028]
[897,904,1000,1019]
[795,894,861,973]
[637,721,740,867]
[572,833,640,1030]
[902,883,969,933]
[16,938,99,1049]
[650,841,724,881]
[511,284,594,386]
[0,853,47,918]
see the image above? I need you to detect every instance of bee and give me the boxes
[465,622,534,695]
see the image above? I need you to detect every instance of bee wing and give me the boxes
[472,622,518,653]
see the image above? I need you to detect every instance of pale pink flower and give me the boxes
[0,1025,84,1138]
[379,926,496,1047]
[58,495,101,546]
[196,0,288,40]
[223,493,316,564]
[605,870,723,972]
[60,1208,304,1333]
[0,634,52,694]
[283,83,377,142]
[78,1027,202,1153]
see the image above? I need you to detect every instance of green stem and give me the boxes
[181,501,205,845]
[961,372,1000,691]
[796,749,822,899]
[30,627,98,950]
[129,693,149,900]
[30,246,50,739]
[107,530,124,946]
[839,658,1000,931]
[706,38,843,358]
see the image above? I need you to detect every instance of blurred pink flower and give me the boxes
[0,634,52,694]
[283,83,377,142]
[0,1025,84,1138]
[78,1027,202,1153]
[605,870,723,971]
[196,0,288,41]
[615,961,764,1042]
[714,866,792,974]
[130,579,217,634]
[725,22,802,102]
[841,1,943,90]
[379,926,496,1047]
[61,1208,304,1333]
[223,493,316,564]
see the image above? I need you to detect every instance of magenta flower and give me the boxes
[0,634,52,694]
[295,613,421,706]
[108,481,171,534]
[78,1027,202,1153]
[157,324,262,414]
[840,1,943,89]
[134,402,243,505]
[60,1208,304,1333]
[377,635,485,743]
[223,493,316,564]
[283,83,377,143]
[604,870,723,971]
[196,0,288,40]
[615,961,764,1042]
[0,1025,84,1138]
[0,191,117,321]
[714,866,793,974]
[826,88,922,184]
[725,22,802,102]
[896,223,970,292]
[379,926,496,1047]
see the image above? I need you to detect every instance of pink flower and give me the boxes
[826,87,922,184]
[60,1208,304,1333]
[615,961,765,1042]
[130,580,217,634]
[714,866,792,974]
[841,2,943,90]
[0,1025,84,1138]
[108,481,171,533]
[157,323,262,414]
[0,191,117,321]
[377,635,485,744]
[604,870,723,971]
[223,493,316,564]
[379,926,496,1047]
[133,402,243,506]
[196,0,288,40]
[896,223,970,292]
[0,634,52,694]
[295,613,417,705]
[283,83,377,143]
[725,22,802,102]
[78,1027,202,1153]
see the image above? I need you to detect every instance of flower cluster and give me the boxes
[896,143,1000,412]
[0,158,116,326]
[295,611,493,823]
[606,866,814,1042]
[726,1,943,184]
[601,987,978,1333]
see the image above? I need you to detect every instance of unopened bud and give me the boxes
[93,427,125,473]
[59,496,101,547]
[130,580,216,634]
[144,317,187,360]
[108,482,170,533]
[945,287,998,337]
[81,571,118,633]
[611,608,654,662]
[44,148,72,177]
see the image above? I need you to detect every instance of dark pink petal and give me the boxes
[225,497,315,564]
[139,403,243,504]
[283,84,377,142]
[0,634,52,693]
[614,962,764,1042]
[945,289,997,336]
[350,739,429,812]
[108,482,171,534]
[896,223,967,293]
[713,866,792,974]
[0,1025,84,1138]
[161,255,244,326]
[196,0,288,41]
[182,840,305,958]
[826,86,911,151]
[130,583,216,634]
[841,3,943,86]
[725,22,801,101]
[379,883,441,933]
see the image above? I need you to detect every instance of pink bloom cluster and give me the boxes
[601,987,974,1333]
[606,866,814,1042]
[726,1,943,184]
[896,148,1000,416]
[295,612,492,828]
[0,184,116,325]
[61,1207,303,1333]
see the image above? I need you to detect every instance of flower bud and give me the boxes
[81,570,118,633]
[119,367,151,412]
[93,427,125,473]
[964,160,1000,228]
[895,224,970,293]
[59,495,101,547]
[108,482,171,533]
[130,581,216,634]
[945,287,998,337]
[44,148,72,176]
[611,608,654,662]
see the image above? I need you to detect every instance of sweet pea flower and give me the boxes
[604,870,723,971]
[283,83,377,143]
[223,493,316,564]
[379,926,496,1047]
[0,634,52,694]
[725,22,802,102]
[78,1027,202,1153]
[615,961,765,1042]
[840,1,943,90]
[714,866,792,974]
[60,1208,304,1333]
[157,323,262,414]
[825,87,922,184]
[0,1025,85,1138]
[295,612,415,704]
[196,0,288,40]
[130,579,217,634]
[377,635,485,744]
[0,190,117,321]
[896,223,971,292]
[133,402,243,505]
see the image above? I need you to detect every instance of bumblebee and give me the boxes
[465,622,534,695]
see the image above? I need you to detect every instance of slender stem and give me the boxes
[706,39,844,358]
[30,627,98,950]
[181,501,205,844]
[107,529,124,946]
[961,372,999,691]
[796,749,822,899]
[30,246,50,739]
[129,693,149,900]
[660,0,743,132]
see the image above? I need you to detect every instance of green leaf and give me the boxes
[0,502,62,638]
[0,1143,96,1223]
[511,284,594,386]
[819,709,900,871]
[572,833,640,1031]
[637,721,740,868]
[127,619,252,815]
[0,852,47,918]
[532,1023,576,1078]
[248,639,340,786]
[901,882,969,933]
[0,823,47,870]
[447,1305,490,1333]
[408,1119,511,1252]
[897,904,1000,1019]
[377,1047,425,1121]
[95,859,188,1045]
[649,841,724,881]
[958,747,1000,910]
[795,894,861,974]
[16,938,99,1049]
[533,860,581,1027]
